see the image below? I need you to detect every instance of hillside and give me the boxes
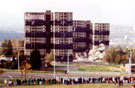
[0,31,24,43]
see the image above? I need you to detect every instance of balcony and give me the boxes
[25,43,46,49]
[55,44,73,49]
[25,20,44,26]
[25,20,53,26]
[73,38,87,42]
[25,32,45,37]
[55,20,73,26]
[100,31,110,35]
[55,32,73,37]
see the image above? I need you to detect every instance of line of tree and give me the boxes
[0,39,24,57]
[0,39,56,70]
[0,39,24,69]
[103,47,135,64]
[0,39,43,70]
[0,39,13,56]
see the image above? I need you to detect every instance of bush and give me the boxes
[103,47,129,64]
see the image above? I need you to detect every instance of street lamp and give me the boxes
[129,49,132,77]
[18,50,20,71]
[17,40,20,71]
[67,51,70,73]
[53,21,56,79]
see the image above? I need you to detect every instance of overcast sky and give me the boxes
[0,0,134,30]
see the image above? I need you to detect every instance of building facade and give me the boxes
[73,20,93,54]
[53,12,73,62]
[24,10,74,64]
[93,23,110,48]
[24,10,53,66]
[24,10,110,66]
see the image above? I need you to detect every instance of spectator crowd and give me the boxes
[4,76,135,87]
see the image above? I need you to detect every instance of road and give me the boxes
[0,71,121,81]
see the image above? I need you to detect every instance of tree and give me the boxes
[11,56,17,69]
[6,40,13,56]
[21,39,24,47]
[0,39,13,56]
[114,54,121,64]
[1,39,7,48]
[0,68,4,75]
[45,52,54,67]
[20,60,31,79]
[30,49,41,69]
[17,39,24,47]
[121,54,129,64]
[4,61,13,69]
[11,39,17,48]
[103,46,130,64]
[103,47,117,64]
[0,39,8,55]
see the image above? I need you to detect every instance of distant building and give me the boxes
[93,23,110,49]
[109,25,133,47]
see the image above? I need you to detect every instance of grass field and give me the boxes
[78,65,121,72]
[4,64,121,73]
[4,84,133,88]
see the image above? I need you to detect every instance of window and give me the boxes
[78,43,86,47]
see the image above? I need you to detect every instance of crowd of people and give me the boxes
[4,76,135,87]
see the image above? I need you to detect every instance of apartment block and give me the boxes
[24,10,110,66]
[53,12,73,62]
[73,20,93,54]
[24,10,74,64]
[24,10,53,67]
[93,23,110,48]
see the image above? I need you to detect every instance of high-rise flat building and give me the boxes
[24,10,110,66]
[24,10,74,66]
[93,23,110,48]
[24,10,53,67]
[73,20,93,54]
[53,12,73,62]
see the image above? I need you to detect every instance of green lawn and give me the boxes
[4,69,19,72]
[4,84,133,88]
[78,65,121,72]
[4,64,121,73]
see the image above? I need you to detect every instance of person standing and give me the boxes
[4,79,7,87]
[132,85,134,88]
[134,84,135,88]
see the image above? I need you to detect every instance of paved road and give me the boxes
[45,66,78,70]
[0,71,121,81]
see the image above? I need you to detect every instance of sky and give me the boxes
[0,0,134,32]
